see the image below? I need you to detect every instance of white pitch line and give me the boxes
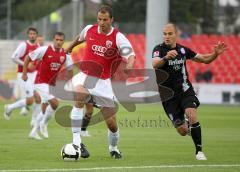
[1,164,240,172]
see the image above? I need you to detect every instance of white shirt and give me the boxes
[11,41,36,66]
[29,45,73,69]
[78,25,135,59]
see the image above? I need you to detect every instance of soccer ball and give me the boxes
[61,143,81,161]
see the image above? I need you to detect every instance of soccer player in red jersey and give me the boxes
[22,32,73,140]
[65,5,135,159]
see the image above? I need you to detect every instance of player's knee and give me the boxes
[177,126,188,136]
[74,88,90,102]
[178,129,188,136]
[35,98,41,104]
[108,125,118,133]
[49,99,59,110]
[51,102,59,110]
[26,97,34,106]
[34,93,41,104]
[85,112,92,119]
[75,101,84,108]
[185,108,198,124]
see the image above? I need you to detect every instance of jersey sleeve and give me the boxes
[78,25,93,42]
[152,45,162,58]
[185,47,197,59]
[65,54,74,70]
[29,46,48,61]
[116,32,135,59]
[11,42,26,60]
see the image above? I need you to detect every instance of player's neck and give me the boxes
[27,40,36,45]
[171,43,177,48]
[55,47,61,52]
[52,45,61,52]
[99,26,113,35]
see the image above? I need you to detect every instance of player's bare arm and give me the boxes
[65,35,85,53]
[22,55,31,81]
[152,50,178,69]
[192,41,227,64]
[126,55,136,70]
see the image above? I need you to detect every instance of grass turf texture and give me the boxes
[0,101,240,172]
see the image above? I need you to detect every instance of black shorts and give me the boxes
[162,88,200,128]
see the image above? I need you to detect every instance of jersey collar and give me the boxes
[162,42,179,50]
[51,45,63,52]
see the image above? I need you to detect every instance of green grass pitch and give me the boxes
[0,101,240,172]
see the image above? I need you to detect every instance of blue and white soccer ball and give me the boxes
[61,143,81,161]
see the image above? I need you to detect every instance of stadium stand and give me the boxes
[70,34,240,84]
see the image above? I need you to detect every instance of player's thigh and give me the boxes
[91,78,116,108]
[35,84,54,104]
[181,88,200,109]
[181,89,200,124]
[71,72,91,102]
[162,98,185,128]
[17,73,26,97]
[34,90,41,104]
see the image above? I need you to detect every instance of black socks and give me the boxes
[191,122,202,154]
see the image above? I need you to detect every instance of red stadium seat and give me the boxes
[72,34,240,84]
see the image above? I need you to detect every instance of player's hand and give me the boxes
[214,41,227,56]
[27,62,36,71]
[22,74,28,81]
[166,50,178,59]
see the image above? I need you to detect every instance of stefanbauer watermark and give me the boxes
[49,45,174,128]
[118,115,172,128]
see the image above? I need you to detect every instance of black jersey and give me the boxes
[152,43,197,96]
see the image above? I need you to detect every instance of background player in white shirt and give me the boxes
[4,27,41,128]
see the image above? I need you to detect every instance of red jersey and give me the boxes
[34,46,66,85]
[80,25,122,79]
[18,41,39,73]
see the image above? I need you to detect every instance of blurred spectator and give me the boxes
[50,11,62,36]
[195,67,213,83]
[202,67,213,83]
[195,68,203,82]
[36,35,45,46]
[177,27,190,39]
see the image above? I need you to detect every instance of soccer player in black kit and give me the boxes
[152,23,227,160]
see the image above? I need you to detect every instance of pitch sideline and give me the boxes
[1,164,240,172]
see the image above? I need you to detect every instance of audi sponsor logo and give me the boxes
[92,45,107,53]
[91,44,134,58]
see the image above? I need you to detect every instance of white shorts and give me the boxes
[69,72,115,107]
[34,83,55,103]
[17,72,37,98]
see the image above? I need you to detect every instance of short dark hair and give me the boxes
[98,5,113,18]
[53,32,65,39]
[165,23,178,34]
[27,27,38,34]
